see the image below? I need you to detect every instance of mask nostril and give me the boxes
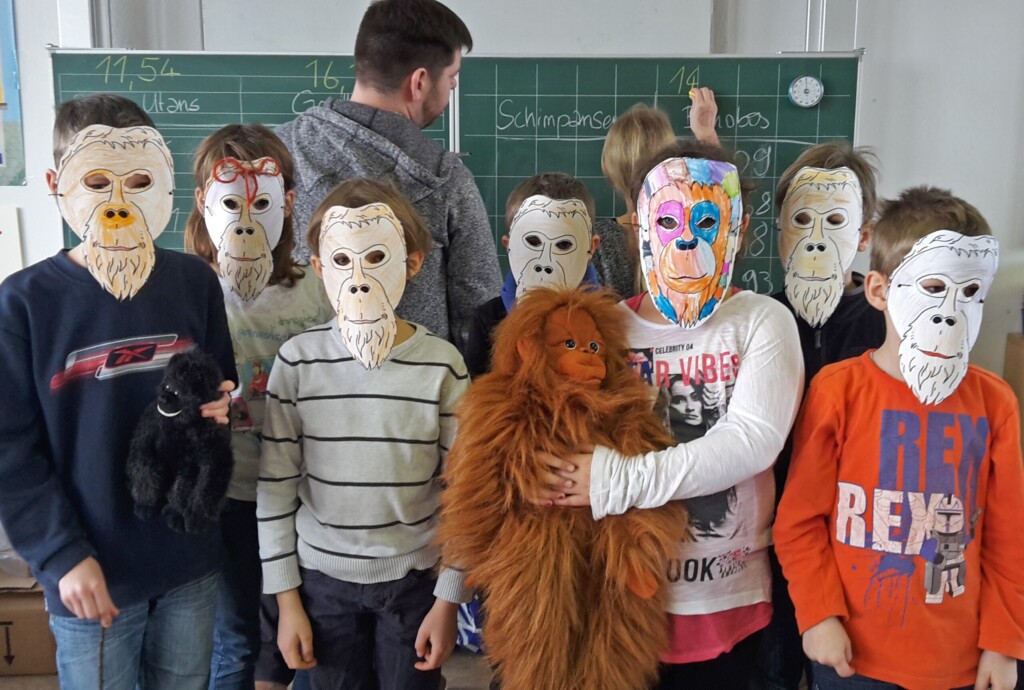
[544,267,553,274]
[945,317,956,327]
[105,210,116,219]
[235,228,244,235]
[349,286,358,294]
[817,243,827,252]
[931,315,943,324]
[805,243,815,252]
[360,285,370,293]
[246,228,255,235]
[118,210,129,219]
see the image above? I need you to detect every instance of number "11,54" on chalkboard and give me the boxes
[96,56,182,86]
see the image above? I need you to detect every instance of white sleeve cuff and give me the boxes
[434,566,473,604]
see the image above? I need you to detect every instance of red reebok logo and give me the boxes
[106,344,158,368]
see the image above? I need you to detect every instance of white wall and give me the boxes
[0,0,66,269]
[201,0,712,54]
[712,0,1024,375]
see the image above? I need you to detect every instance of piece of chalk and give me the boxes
[689,89,696,97]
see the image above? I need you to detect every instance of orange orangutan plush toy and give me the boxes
[439,287,687,690]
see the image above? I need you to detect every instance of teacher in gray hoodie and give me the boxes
[277,0,501,353]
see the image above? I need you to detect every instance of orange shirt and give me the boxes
[774,352,1024,690]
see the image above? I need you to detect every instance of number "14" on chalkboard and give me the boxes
[670,66,700,95]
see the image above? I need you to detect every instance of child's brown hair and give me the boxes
[775,141,879,222]
[306,179,434,272]
[870,186,991,277]
[185,124,303,288]
[504,172,596,229]
[53,93,154,165]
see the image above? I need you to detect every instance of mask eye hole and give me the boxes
[221,196,243,213]
[553,238,576,253]
[124,173,152,192]
[331,251,352,268]
[524,234,543,248]
[83,171,112,191]
[656,215,679,231]
[695,214,717,230]
[962,283,980,298]
[588,341,600,353]
[251,195,272,212]
[364,249,388,266]
[825,211,847,227]
[792,211,813,227]
[564,339,577,350]
[919,277,947,295]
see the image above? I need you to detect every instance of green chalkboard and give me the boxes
[51,51,450,251]
[52,51,859,295]
[458,55,859,294]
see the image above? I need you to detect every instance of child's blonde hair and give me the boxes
[185,124,304,288]
[306,179,434,272]
[871,186,990,277]
[601,103,677,201]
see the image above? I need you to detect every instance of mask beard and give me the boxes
[82,215,155,300]
[784,262,843,328]
[897,312,969,405]
[220,253,273,302]
[341,307,397,370]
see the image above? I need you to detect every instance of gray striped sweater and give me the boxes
[257,320,471,603]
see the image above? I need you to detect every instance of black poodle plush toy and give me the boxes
[127,349,233,533]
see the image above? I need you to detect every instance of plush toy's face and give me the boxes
[542,307,606,388]
[155,351,222,421]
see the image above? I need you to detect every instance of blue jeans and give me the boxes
[810,662,973,690]
[209,499,261,690]
[49,570,219,690]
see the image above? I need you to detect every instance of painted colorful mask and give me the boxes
[319,203,408,369]
[780,167,864,327]
[637,157,743,328]
[887,230,998,405]
[56,125,174,300]
[203,157,286,301]
[508,195,593,298]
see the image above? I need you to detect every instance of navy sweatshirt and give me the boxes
[0,249,237,616]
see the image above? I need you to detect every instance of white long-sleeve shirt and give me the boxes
[593,291,803,615]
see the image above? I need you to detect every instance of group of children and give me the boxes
[0,78,1020,690]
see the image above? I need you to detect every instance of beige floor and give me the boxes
[0,647,493,689]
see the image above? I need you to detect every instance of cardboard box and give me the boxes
[0,573,57,676]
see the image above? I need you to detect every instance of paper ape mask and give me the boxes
[318,203,408,369]
[887,230,999,405]
[203,157,286,301]
[637,158,743,328]
[508,195,593,298]
[780,167,864,327]
[56,125,175,300]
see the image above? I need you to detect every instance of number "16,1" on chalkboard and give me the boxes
[305,60,348,97]
[96,56,182,86]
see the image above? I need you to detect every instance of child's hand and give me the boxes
[276,589,317,671]
[802,616,855,677]
[551,448,595,507]
[689,87,720,145]
[974,649,1017,690]
[58,557,120,628]
[201,380,235,425]
[526,451,579,506]
[414,598,458,671]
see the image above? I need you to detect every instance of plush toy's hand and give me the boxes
[200,380,234,425]
[625,561,659,599]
